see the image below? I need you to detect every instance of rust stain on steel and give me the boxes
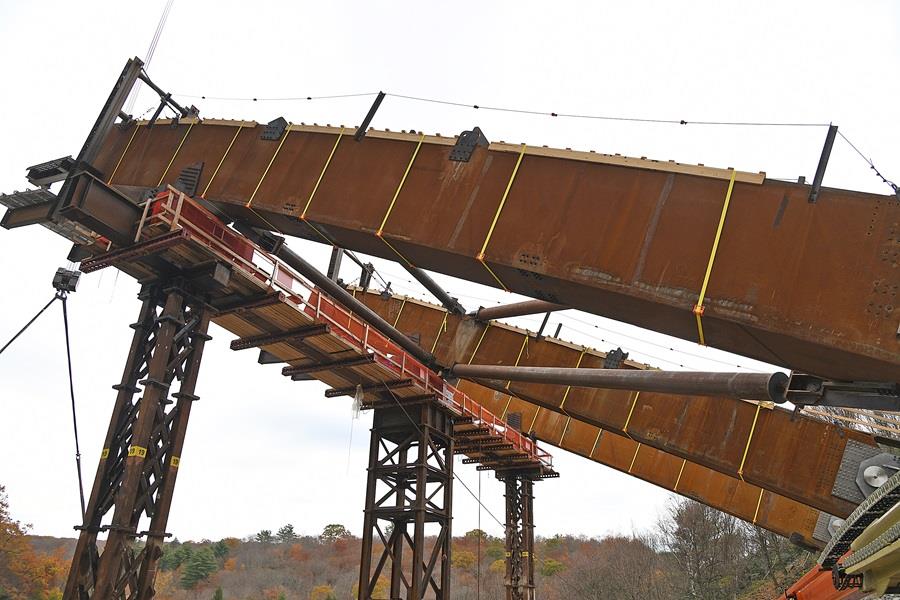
[92,122,900,381]
[353,290,872,518]
[464,382,822,548]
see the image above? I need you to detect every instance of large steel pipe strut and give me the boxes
[232,226,441,370]
[452,364,788,403]
[473,299,566,321]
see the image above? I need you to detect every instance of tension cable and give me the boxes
[0,268,87,518]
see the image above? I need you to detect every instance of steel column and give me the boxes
[358,402,454,600]
[501,475,536,600]
[63,285,210,600]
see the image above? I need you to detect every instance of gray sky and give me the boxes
[0,0,897,543]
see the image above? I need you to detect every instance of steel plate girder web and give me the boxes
[349,290,875,520]
[88,120,900,383]
[463,379,825,549]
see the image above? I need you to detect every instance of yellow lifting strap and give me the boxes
[528,407,542,433]
[376,133,426,269]
[430,312,449,354]
[673,458,687,492]
[157,121,195,187]
[301,127,344,219]
[622,391,641,439]
[505,334,530,389]
[477,144,527,292]
[628,443,642,474]
[737,401,772,480]
[693,169,737,346]
[558,348,586,410]
[558,416,571,445]
[392,297,407,327]
[500,394,513,420]
[752,488,765,524]
[247,125,292,208]
[108,123,142,185]
[378,133,425,235]
[589,428,604,458]
[201,124,244,198]
[467,323,491,364]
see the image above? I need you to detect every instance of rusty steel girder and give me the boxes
[466,381,825,549]
[89,120,900,382]
[348,289,876,522]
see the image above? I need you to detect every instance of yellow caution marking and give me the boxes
[127,445,147,459]
[693,169,737,345]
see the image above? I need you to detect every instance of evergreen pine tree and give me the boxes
[180,547,218,589]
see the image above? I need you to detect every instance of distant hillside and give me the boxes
[3,484,813,600]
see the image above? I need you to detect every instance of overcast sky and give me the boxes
[0,1,897,543]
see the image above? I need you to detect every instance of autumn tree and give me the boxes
[657,497,750,599]
[0,484,66,599]
[451,549,476,570]
[309,584,337,600]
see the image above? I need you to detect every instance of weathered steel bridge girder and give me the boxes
[85,119,900,383]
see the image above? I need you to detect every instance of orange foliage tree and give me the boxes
[0,484,67,599]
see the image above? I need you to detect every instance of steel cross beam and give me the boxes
[358,402,454,600]
[501,474,536,600]
[63,285,211,600]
